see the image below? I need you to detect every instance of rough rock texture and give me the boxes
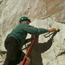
[0,0,65,65]
[30,18,65,65]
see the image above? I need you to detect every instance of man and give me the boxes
[3,16,57,65]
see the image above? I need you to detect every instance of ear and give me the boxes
[27,21,29,24]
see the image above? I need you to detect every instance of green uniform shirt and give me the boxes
[8,23,48,48]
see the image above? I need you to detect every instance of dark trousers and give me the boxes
[3,37,25,65]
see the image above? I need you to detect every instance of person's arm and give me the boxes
[19,38,33,50]
[25,38,33,43]
[23,38,33,45]
[23,24,48,35]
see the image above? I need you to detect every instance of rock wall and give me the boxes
[0,0,65,65]
[29,18,65,65]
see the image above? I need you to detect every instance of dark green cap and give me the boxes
[19,16,31,23]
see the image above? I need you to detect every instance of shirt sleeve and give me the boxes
[23,24,48,35]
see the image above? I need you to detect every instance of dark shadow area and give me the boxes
[38,31,57,53]
[57,52,65,57]
[29,31,58,65]
[0,0,3,4]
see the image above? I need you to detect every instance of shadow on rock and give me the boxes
[30,31,58,65]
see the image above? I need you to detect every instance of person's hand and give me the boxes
[48,27,60,32]
[48,28,56,32]
[55,27,60,32]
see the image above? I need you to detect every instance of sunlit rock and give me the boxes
[0,0,65,65]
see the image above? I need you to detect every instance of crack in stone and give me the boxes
[57,51,65,57]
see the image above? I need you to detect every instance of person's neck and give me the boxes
[21,21,29,24]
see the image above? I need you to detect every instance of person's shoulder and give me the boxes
[19,23,27,25]
[20,23,29,27]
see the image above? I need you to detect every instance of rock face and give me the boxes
[30,18,65,65]
[0,0,65,65]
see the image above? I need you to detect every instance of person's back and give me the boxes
[8,23,28,47]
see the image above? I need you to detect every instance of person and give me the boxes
[3,16,57,65]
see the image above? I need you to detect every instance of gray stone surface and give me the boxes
[0,0,65,65]
[29,18,65,65]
